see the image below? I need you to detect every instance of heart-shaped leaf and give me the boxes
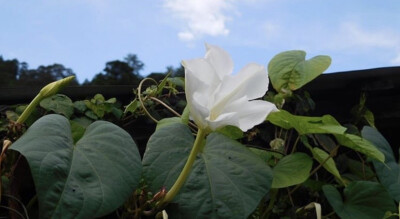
[362,126,400,202]
[10,114,142,218]
[271,153,312,188]
[268,50,331,92]
[142,123,272,219]
[323,181,396,219]
[40,94,74,118]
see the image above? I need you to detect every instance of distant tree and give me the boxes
[0,56,20,86]
[124,54,144,76]
[89,54,144,85]
[18,63,79,86]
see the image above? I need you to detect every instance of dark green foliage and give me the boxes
[143,123,273,219]
[10,114,142,218]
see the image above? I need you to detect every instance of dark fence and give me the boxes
[1,66,399,149]
[303,67,400,149]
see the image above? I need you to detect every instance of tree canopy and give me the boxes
[88,54,144,85]
[0,54,183,87]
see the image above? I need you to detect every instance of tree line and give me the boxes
[0,54,184,87]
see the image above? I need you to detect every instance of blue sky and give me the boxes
[1,0,400,83]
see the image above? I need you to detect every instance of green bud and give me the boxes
[39,76,75,98]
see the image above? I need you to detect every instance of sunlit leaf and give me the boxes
[268,50,331,92]
[267,110,346,135]
[271,153,312,188]
[267,110,384,162]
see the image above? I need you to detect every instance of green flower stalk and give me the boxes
[16,76,75,124]
[161,128,207,204]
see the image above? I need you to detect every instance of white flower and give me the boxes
[183,44,277,131]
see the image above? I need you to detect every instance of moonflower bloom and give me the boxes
[183,44,278,131]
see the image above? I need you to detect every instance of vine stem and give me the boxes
[149,96,197,129]
[161,128,207,204]
[289,145,340,195]
[137,78,159,123]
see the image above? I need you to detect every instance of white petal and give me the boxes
[183,60,214,129]
[205,43,234,80]
[190,96,210,129]
[216,63,268,102]
[236,100,278,131]
[209,63,269,117]
[235,63,270,99]
[222,97,278,131]
[183,58,220,88]
[206,112,237,131]
[183,59,215,113]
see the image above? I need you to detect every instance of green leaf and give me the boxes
[167,77,185,88]
[336,133,385,163]
[6,110,19,122]
[10,114,142,218]
[271,153,313,188]
[268,50,331,92]
[344,157,376,181]
[156,72,171,95]
[72,116,93,127]
[143,123,272,219]
[156,117,183,130]
[267,110,346,135]
[85,110,98,120]
[249,147,283,166]
[301,136,342,182]
[73,100,87,113]
[363,110,375,127]
[323,181,396,219]
[267,110,384,162]
[40,94,74,118]
[311,147,344,184]
[124,99,141,114]
[69,120,86,144]
[216,125,243,140]
[84,94,117,118]
[105,97,116,104]
[181,105,190,125]
[93,93,105,102]
[111,107,123,119]
[362,126,400,202]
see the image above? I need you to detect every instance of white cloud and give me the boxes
[329,22,400,65]
[178,31,195,41]
[163,0,233,41]
[339,22,400,48]
[262,21,282,39]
